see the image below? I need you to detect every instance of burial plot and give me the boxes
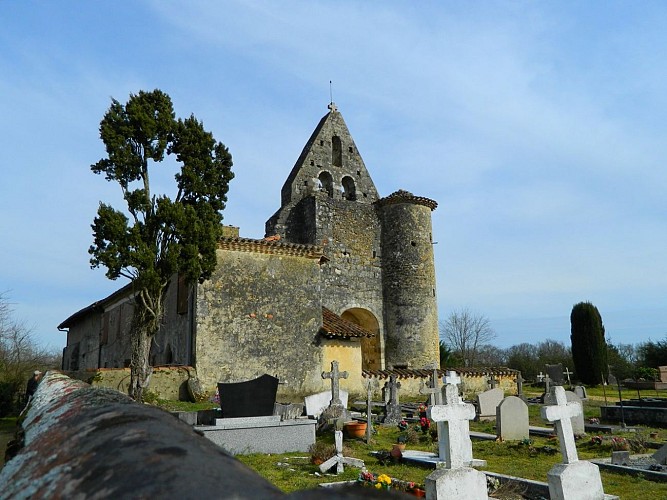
[544,390,585,436]
[496,396,529,441]
[476,387,504,421]
[218,374,278,418]
[541,386,606,500]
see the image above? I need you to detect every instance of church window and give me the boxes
[332,135,342,167]
[349,146,354,153]
[318,171,334,197]
[341,176,356,201]
[356,170,361,176]
[320,140,324,146]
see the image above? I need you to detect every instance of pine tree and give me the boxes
[570,302,608,385]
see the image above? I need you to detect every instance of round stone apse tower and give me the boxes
[378,190,440,369]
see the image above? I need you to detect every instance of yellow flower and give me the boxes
[377,474,391,485]
[375,483,382,489]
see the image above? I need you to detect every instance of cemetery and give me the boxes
[3,367,667,498]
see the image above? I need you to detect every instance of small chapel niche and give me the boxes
[332,135,342,167]
[341,176,356,201]
[318,171,334,198]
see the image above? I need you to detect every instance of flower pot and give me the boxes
[344,421,367,438]
[390,444,404,459]
[395,443,406,452]
[411,488,426,497]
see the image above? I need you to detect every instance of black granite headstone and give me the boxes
[218,374,279,418]
[545,363,564,385]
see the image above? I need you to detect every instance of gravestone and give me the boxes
[573,385,588,400]
[318,361,350,426]
[544,390,585,436]
[516,371,525,400]
[217,374,279,418]
[304,390,349,418]
[487,375,499,390]
[383,374,402,424]
[541,386,605,500]
[496,396,529,441]
[546,364,564,386]
[476,387,504,421]
[420,368,446,460]
[273,402,303,420]
[659,366,667,383]
[425,371,489,499]
[652,443,667,465]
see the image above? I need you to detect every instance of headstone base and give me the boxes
[425,466,489,499]
[547,461,604,500]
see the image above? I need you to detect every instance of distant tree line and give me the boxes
[0,293,61,416]
[439,305,667,384]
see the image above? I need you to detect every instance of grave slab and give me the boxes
[197,418,315,455]
[547,461,605,500]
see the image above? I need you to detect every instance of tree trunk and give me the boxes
[128,289,164,401]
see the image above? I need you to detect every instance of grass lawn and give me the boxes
[237,398,667,499]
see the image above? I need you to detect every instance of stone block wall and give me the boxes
[195,245,325,397]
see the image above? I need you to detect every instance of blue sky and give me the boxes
[1,1,665,352]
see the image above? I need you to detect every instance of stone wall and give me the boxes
[195,244,325,398]
[0,371,284,498]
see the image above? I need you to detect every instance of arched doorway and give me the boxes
[341,308,382,370]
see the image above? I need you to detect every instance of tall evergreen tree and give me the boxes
[89,90,233,401]
[570,301,608,385]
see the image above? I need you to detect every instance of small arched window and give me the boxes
[332,135,342,167]
[318,171,334,198]
[342,176,356,201]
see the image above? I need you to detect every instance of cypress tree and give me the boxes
[570,302,608,385]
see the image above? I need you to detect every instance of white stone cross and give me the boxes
[537,372,545,383]
[442,370,463,404]
[541,386,581,464]
[318,429,364,474]
[563,367,573,386]
[429,371,476,469]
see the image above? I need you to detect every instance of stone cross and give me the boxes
[318,429,365,474]
[537,372,545,383]
[420,368,446,460]
[541,386,581,464]
[487,375,499,390]
[428,370,476,469]
[443,370,463,404]
[563,367,573,386]
[322,360,348,407]
[516,372,525,398]
[419,368,443,406]
[383,374,402,424]
[365,381,373,444]
[544,374,551,394]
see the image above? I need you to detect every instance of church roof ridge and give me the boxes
[375,189,438,211]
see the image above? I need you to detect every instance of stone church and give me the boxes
[59,103,440,398]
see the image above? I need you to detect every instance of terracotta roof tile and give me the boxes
[320,307,375,339]
[218,237,323,259]
[362,367,518,379]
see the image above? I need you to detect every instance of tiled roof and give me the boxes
[218,237,323,259]
[362,367,519,379]
[320,307,376,339]
[375,189,438,211]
